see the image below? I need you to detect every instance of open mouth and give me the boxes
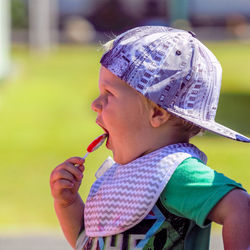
[96,121,110,147]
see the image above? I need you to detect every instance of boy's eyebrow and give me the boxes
[101,79,120,89]
[101,80,111,87]
[100,80,112,89]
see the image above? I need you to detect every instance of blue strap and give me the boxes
[98,237,104,249]
[136,205,165,248]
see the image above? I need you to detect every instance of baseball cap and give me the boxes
[100,26,250,142]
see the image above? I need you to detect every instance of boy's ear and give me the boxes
[150,106,171,128]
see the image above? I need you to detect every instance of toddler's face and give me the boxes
[91,66,153,164]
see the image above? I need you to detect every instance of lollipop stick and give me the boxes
[83,152,89,160]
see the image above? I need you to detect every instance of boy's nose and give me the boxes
[91,97,102,113]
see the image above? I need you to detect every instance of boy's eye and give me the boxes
[105,89,113,95]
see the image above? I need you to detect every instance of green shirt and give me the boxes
[158,157,244,250]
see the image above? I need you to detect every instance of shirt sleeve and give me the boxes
[160,157,245,228]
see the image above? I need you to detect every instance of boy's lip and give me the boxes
[96,119,110,147]
[96,119,108,134]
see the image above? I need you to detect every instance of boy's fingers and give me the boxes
[64,157,85,173]
[53,179,74,191]
[77,164,85,172]
[51,162,83,184]
[51,167,75,183]
[65,157,85,167]
[63,162,84,180]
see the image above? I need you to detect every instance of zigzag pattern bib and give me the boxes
[84,143,207,237]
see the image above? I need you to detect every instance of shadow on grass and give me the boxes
[213,92,250,135]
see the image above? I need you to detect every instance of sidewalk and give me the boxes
[0,233,71,250]
[0,231,223,250]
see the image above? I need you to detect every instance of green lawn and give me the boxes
[0,42,249,231]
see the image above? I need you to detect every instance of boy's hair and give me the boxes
[168,114,203,138]
[102,39,115,51]
[100,26,249,142]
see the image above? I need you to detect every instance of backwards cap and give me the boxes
[100,26,250,142]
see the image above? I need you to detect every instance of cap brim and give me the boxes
[167,110,250,143]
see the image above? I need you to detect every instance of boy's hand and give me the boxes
[50,157,85,208]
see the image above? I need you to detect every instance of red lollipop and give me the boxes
[83,134,108,159]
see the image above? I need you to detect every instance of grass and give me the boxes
[0,42,249,231]
[205,41,250,93]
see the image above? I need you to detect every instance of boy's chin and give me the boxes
[113,152,138,165]
[112,153,126,165]
[114,158,129,165]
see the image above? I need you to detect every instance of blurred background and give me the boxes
[0,0,250,249]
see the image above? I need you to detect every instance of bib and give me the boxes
[84,143,207,237]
